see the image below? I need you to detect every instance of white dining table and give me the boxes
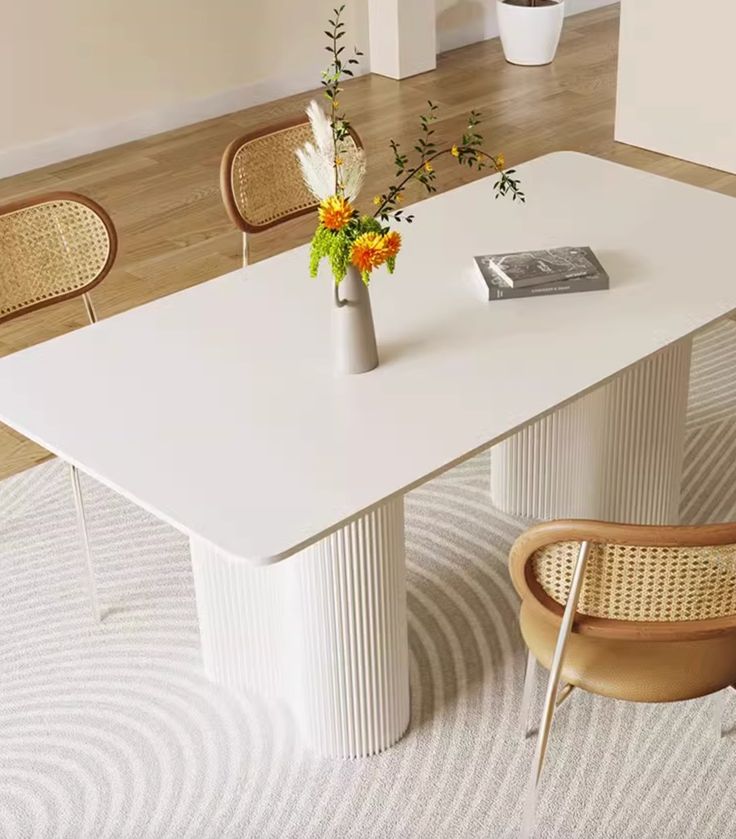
[2,152,736,758]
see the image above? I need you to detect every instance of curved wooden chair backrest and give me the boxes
[509,519,736,642]
[220,115,363,234]
[0,192,117,324]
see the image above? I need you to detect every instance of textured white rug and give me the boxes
[2,322,736,839]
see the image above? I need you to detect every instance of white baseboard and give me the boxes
[0,0,617,180]
[0,61,341,181]
[438,0,618,54]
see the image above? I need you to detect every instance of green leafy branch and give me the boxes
[373,104,525,223]
[321,5,363,194]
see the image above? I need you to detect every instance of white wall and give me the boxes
[615,0,736,174]
[0,0,369,176]
[0,0,614,178]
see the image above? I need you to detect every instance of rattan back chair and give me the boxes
[0,191,118,623]
[220,116,363,266]
[509,519,736,838]
[0,191,117,325]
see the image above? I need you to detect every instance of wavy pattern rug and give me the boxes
[2,322,736,839]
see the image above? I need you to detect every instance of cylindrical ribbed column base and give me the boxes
[291,498,409,757]
[190,497,410,758]
[490,340,692,524]
[600,338,692,524]
[490,388,607,519]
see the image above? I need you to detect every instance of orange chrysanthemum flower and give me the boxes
[351,232,388,274]
[383,230,402,260]
[319,195,355,231]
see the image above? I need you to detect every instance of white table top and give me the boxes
[2,152,736,563]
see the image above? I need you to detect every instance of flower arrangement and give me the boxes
[297,4,525,289]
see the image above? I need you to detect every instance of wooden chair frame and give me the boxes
[510,519,736,642]
[0,191,118,325]
[510,519,736,838]
[0,190,118,622]
[220,115,363,266]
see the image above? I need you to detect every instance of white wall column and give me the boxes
[369,0,437,79]
[616,0,736,174]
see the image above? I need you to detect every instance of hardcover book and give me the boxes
[473,248,609,302]
[476,246,608,289]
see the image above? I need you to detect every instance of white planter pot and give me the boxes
[497,0,565,66]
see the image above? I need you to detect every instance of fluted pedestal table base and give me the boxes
[190,497,410,758]
[491,340,692,524]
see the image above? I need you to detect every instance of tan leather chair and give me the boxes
[220,115,363,266]
[0,191,118,622]
[509,519,736,837]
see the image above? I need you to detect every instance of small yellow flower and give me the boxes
[335,157,344,166]
[373,195,382,206]
[495,153,505,169]
[319,195,355,232]
[395,192,403,204]
[451,145,460,158]
[351,232,389,274]
[424,161,434,173]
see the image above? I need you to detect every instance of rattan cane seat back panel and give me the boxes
[532,541,736,622]
[229,122,315,229]
[222,119,362,232]
[0,195,115,323]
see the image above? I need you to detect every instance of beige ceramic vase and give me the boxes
[332,265,379,375]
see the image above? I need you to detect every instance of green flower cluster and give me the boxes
[309,215,384,284]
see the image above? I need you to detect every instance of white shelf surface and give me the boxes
[1,152,735,563]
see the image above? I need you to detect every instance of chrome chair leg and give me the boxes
[521,541,592,839]
[82,292,98,324]
[70,464,100,622]
[555,683,575,708]
[713,688,728,742]
[520,650,538,739]
[242,232,250,267]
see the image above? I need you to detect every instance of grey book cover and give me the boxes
[474,258,609,301]
[476,246,608,289]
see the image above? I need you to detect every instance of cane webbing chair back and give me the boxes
[511,521,736,833]
[220,116,363,233]
[0,192,117,324]
[531,540,736,623]
[510,520,736,640]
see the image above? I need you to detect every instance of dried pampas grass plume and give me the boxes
[296,100,366,202]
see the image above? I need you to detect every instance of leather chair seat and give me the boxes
[521,603,736,703]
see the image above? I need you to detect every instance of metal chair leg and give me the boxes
[713,688,727,742]
[520,650,538,739]
[82,292,98,324]
[70,464,100,622]
[242,232,250,267]
[555,683,575,708]
[521,541,592,839]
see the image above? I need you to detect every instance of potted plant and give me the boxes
[297,5,524,375]
[497,0,565,66]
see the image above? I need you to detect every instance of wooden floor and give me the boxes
[1,5,735,481]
